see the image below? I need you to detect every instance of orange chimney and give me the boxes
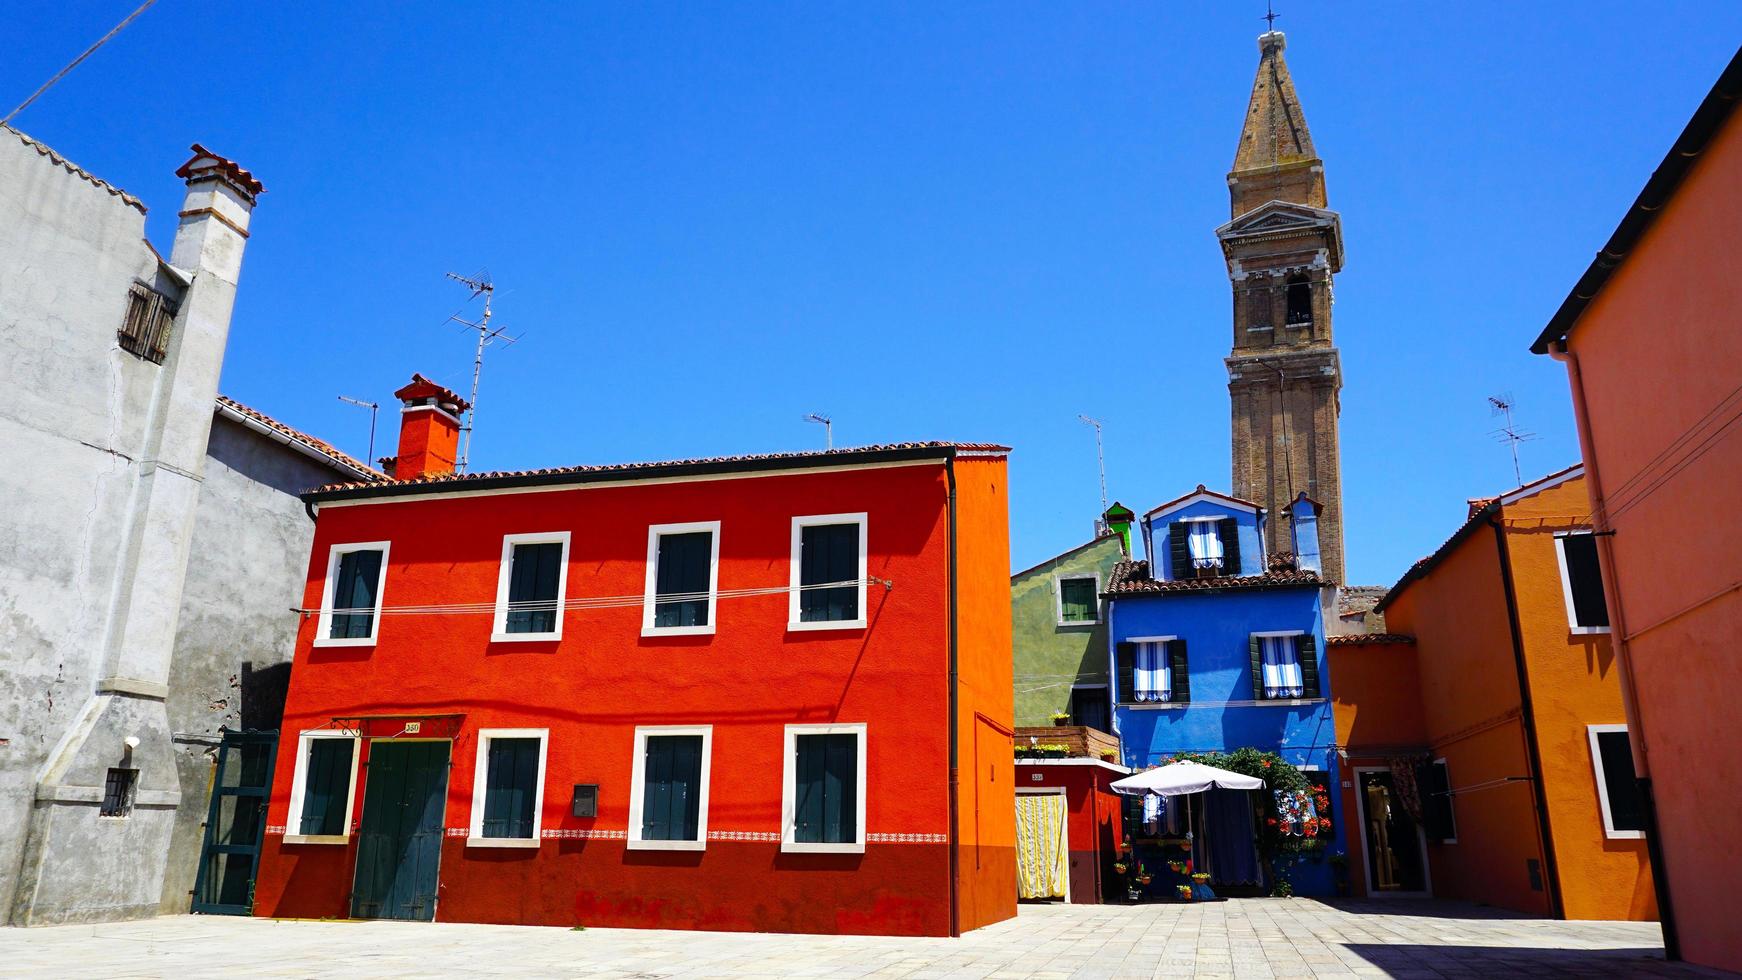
[388,373,470,480]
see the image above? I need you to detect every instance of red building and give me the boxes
[252,375,1016,936]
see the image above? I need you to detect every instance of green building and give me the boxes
[1010,505,1133,731]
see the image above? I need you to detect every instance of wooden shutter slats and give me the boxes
[1249,635,1265,700]
[1218,518,1242,577]
[1168,523,1191,580]
[1168,640,1190,704]
[1296,634,1320,699]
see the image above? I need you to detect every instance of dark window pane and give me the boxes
[800,523,860,623]
[505,541,563,634]
[330,549,383,639]
[1596,731,1645,832]
[1058,578,1096,622]
[1562,535,1610,628]
[99,768,137,817]
[640,735,704,841]
[482,737,540,838]
[298,739,354,836]
[1069,687,1109,732]
[794,733,857,844]
[1421,761,1456,842]
[654,531,712,627]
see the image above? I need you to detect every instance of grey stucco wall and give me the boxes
[158,414,335,913]
[0,128,166,922]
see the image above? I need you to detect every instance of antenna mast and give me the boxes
[444,272,519,473]
[1078,415,1109,517]
[1488,394,1537,485]
[802,413,833,450]
[336,395,379,465]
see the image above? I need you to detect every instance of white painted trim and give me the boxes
[642,521,722,637]
[315,459,943,509]
[313,541,390,647]
[1054,572,1101,627]
[489,531,571,643]
[1123,635,1178,644]
[1587,724,1645,840]
[1351,766,1433,898]
[1553,531,1612,635]
[1146,490,1260,521]
[787,512,869,631]
[781,723,868,854]
[1016,758,1131,774]
[1499,464,1585,506]
[1015,786,1071,902]
[283,730,360,844]
[626,725,714,850]
[1430,757,1458,844]
[399,402,463,426]
[1120,698,1326,710]
[1251,629,1307,637]
[466,728,549,848]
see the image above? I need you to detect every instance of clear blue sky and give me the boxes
[9,3,1739,586]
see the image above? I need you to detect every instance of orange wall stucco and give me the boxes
[1557,104,1742,970]
[1328,638,1423,901]
[254,457,1012,936]
[1363,473,1651,920]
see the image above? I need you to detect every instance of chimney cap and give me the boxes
[175,143,264,200]
[394,372,471,413]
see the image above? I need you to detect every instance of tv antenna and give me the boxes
[1488,394,1537,485]
[1078,415,1109,518]
[802,413,833,450]
[444,271,520,473]
[336,395,379,467]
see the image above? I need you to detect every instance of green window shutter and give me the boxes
[793,734,857,844]
[332,549,383,639]
[1116,642,1137,705]
[654,531,712,627]
[642,735,704,841]
[1168,640,1190,704]
[1168,523,1191,580]
[1059,578,1096,622]
[506,541,563,633]
[1218,518,1242,577]
[1296,634,1320,698]
[298,739,353,836]
[482,737,539,838]
[1249,635,1265,700]
[800,523,859,623]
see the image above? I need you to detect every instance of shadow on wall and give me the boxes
[239,661,291,732]
[1341,944,1675,977]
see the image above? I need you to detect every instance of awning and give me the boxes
[1110,760,1265,798]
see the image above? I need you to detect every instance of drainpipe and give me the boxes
[1489,514,1564,919]
[1548,341,1680,959]
[944,455,961,938]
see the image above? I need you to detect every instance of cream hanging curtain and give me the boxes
[1015,793,1068,900]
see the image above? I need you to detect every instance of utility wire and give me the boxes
[2,0,159,127]
[301,578,886,617]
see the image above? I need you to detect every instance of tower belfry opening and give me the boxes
[1218,28,1347,583]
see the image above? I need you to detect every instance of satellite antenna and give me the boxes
[336,395,379,466]
[1488,394,1537,485]
[444,271,520,473]
[802,413,833,450]
[1078,415,1109,518]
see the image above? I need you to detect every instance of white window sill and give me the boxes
[786,619,867,632]
[1570,625,1612,635]
[626,837,707,852]
[489,631,563,644]
[642,624,716,638]
[312,636,377,649]
[781,840,866,854]
[1055,619,1100,629]
[1603,829,1645,840]
[465,835,541,849]
[282,834,350,846]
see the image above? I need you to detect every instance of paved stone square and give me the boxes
[1,899,1719,979]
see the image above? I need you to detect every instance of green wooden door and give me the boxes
[191,729,277,914]
[351,741,449,921]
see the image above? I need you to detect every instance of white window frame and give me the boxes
[642,521,722,637]
[787,513,869,631]
[1054,573,1101,627]
[1587,724,1644,840]
[1118,635,1177,706]
[1429,757,1458,844]
[314,541,390,647]
[490,531,571,643]
[283,730,361,845]
[781,722,868,854]
[627,725,714,851]
[1251,630,1309,702]
[466,728,549,849]
[1554,531,1612,635]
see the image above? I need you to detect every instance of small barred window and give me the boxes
[118,283,177,364]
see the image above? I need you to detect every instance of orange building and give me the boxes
[1530,46,1742,972]
[1330,467,1654,921]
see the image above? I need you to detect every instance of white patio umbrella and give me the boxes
[1110,760,1265,798]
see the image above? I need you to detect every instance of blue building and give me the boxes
[1105,485,1344,896]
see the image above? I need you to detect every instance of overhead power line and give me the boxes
[3,0,159,127]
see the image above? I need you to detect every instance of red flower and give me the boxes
[1266,817,1278,826]
[1261,759,1272,768]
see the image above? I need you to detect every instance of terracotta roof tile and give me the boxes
[1327,633,1414,646]
[6,125,145,213]
[1336,585,1389,616]
[394,372,470,412]
[1103,558,1322,596]
[308,441,1011,499]
[216,396,383,480]
[176,143,264,199]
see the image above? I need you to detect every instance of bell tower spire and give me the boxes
[1219,28,1348,583]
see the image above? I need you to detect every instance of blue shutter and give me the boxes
[640,735,704,841]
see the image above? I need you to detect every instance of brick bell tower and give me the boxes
[1220,29,1347,583]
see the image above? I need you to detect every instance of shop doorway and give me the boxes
[1015,788,1069,901]
[1355,768,1430,895]
[351,740,450,921]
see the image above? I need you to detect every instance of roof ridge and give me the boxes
[215,395,383,480]
[5,125,145,213]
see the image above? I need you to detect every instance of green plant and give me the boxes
[1271,878,1294,898]
[1050,711,1070,721]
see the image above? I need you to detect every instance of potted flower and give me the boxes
[1191,872,1211,885]
[1050,711,1071,727]
[1037,743,1068,759]
[1176,884,1193,901]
